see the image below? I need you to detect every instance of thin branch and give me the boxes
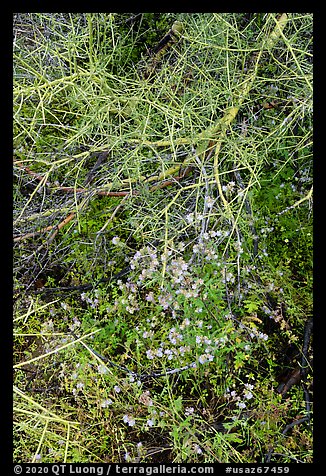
[13,212,76,243]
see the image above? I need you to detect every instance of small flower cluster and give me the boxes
[296,167,312,185]
[167,257,189,284]
[60,302,70,311]
[117,279,140,315]
[184,406,195,417]
[145,291,155,303]
[121,402,166,433]
[129,246,159,283]
[157,290,174,310]
[107,227,271,402]
[123,414,136,427]
[249,329,268,341]
[221,268,235,284]
[224,383,255,410]
[146,348,164,360]
[198,353,214,364]
[180,317,191,329]
[145,328,188,362]
[80,291,99,309]
[69,317,81,332]
[191,231,225,262]
[100,398,113,408]
[174,281,202,299]
[260,225,275,238]
[72,381,85,397]
[112,236,121,246]
[97,363,109,374]
[193,444,203,455]
[222,181,236,195]
[185,212,198,225]
[41,319,54,332]
[262,304,290,331]
[138,390,153,406]
[141,314,232,372]
[124,441,147,463]
[168,327,183,345]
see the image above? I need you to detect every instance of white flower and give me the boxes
[145,292,155,303]
[101,399,113,408]
[198,354,207,364]
[112,236,120,245]
[123,415,135,427]
[244,391,253,400]
[258,332,268,341]
[164,349,173,360]
[142,330,153,339]
[186,213,194,224]
[98,364,108,374]
[192,244,200,254]
[146,349,155,360]
[194,444,203,454]
[139,391,153,406]
[133,250,142,260]
[236,401,247,409]
[206,197,215,208]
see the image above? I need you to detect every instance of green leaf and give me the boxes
[224,433,243,444]
[243,299,260,314]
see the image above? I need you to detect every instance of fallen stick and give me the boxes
[13,163,193,243]
[14,212,75,243]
